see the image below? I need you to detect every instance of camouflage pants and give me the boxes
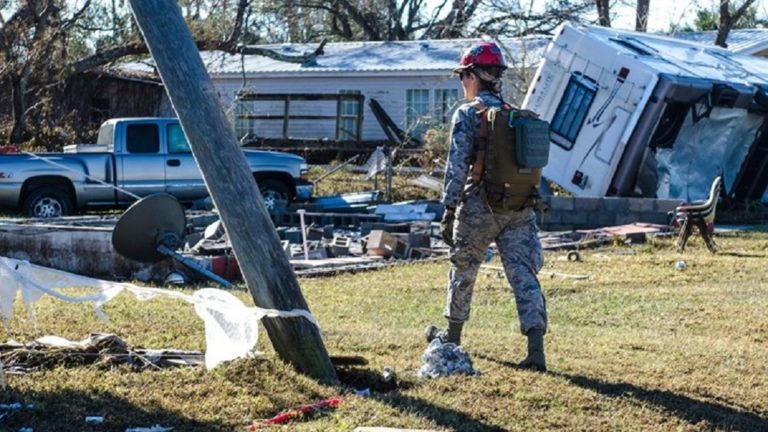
[444,187,547,334]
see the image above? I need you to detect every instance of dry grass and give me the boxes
[1,232,767,431]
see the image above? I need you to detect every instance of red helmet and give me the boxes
[455,41,507,72]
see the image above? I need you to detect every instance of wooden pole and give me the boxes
[127,0,338,384]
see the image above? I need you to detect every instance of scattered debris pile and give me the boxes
[418,338,479,379]
[0,333,203,373]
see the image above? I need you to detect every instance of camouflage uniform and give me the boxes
[442,90,548,335]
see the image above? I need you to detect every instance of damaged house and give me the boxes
[524,23,768,204]
[120,37,550,146]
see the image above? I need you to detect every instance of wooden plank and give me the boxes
[128,0,338,384]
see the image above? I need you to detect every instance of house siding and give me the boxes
[213,74,462,141]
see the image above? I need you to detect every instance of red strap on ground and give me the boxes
[250,397,342,427]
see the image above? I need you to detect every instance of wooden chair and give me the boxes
[675,176,722,253]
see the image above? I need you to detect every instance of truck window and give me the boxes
[126,124,160,153]
[167,123,191,153]
[550,72,597,150]
[97,123,114,146]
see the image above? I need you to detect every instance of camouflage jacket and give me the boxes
[441,91,504,209]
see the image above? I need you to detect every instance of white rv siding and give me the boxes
[212,74,461,141]
[524,25,658,196]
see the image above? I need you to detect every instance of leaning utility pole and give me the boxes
[127,0,338,384]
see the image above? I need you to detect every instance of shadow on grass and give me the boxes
[337,366,505,431]
[477,353,767,431]
[376,391,507,432]
[555,372,768,432]
[0,388,223,432]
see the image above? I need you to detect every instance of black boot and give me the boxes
[518,329,546,372]
[425,320,463,345]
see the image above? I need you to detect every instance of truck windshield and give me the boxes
[167,123,191,153]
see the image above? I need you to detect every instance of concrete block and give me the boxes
[367,230,409,258]
[548,196,575,211]
[655,199,683,213]
[602,197,630,214]
[306,247,329,260]
[408,232,432,249]
[560,212,588,225]
[614,213,640,225]
[540,211,561,225]
[573,197,603,212]
[585,211,615,228]
[545,224,574,232]
[284,228,302,244]
[628,198,654,213]
[330,236,351,256]
[638,212,669,225]
[307,226,324,241]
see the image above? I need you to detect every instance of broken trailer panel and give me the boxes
[523,22,768,204]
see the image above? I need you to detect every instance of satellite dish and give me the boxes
[112,193,186,263]
[112,193,234,288]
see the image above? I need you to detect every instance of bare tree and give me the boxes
[716,0,757,47]
[0,0,324,146]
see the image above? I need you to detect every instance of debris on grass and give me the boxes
[251,397,342,427]
[0,333,204,372]
[418,338,479,379]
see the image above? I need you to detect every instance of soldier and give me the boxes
[426,41,548,371]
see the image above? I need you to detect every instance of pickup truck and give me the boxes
[0,118,313,218]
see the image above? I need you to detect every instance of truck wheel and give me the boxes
[22,187,74,218]
[258,179,291,211]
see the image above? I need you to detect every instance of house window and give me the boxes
[406,89,430,137]
[550,73,597,150]
[338,90,361,140]
[233,100,256,141]
[126,124,160,153]
[434,89,459,124]
[167,123,191,153]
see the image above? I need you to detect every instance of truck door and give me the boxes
[118,122,166,201]
[164,122,208,200]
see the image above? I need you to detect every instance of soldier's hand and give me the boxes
[441,208,456,247]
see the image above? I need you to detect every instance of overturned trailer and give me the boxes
[523,23,768,204]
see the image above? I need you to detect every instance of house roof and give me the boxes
[116,27,768,78]
[575,24,768,85]
[118,37,551,77]
[668,28,768,55]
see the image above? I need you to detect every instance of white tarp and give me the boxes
[0,256,318,369]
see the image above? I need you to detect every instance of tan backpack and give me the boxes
[471,102,550,212]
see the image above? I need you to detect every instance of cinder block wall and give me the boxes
[537,196,682,231]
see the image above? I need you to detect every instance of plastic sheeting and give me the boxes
[0,256,318,369]
[655,107,764,202]
[417,338,479,379]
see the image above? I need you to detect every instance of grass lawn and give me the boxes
[1,232,767,431]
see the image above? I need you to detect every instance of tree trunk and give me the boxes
[127,0,339,385]
[635,0,650,32]
[716,0,732,47]
[595,0,611,27]
[9,72,28,144]
[716,0,756,47]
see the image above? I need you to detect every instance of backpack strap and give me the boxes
[470,101,487,183]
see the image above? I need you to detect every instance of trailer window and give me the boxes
[551,73,597,150]
[126,124,160,154]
